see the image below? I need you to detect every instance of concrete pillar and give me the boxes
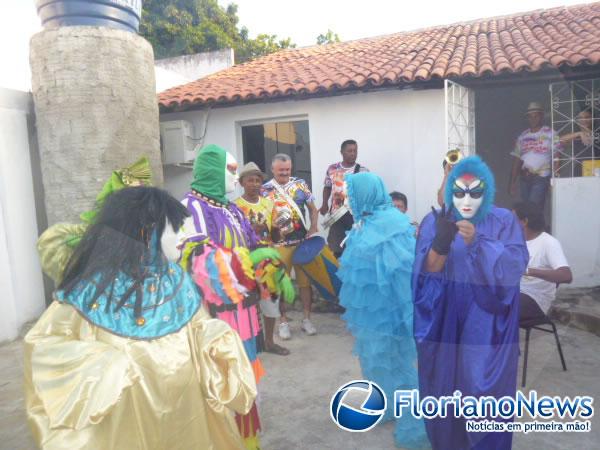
[30,27,163,225]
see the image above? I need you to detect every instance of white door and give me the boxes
[445,79,476,155]
[550,79,600,286]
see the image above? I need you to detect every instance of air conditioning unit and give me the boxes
[159,120,196,165]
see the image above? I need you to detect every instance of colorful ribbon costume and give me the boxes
[178,144,293,450]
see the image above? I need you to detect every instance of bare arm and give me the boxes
[320,186,332,215]
[559,131,582,145]
[527,266,572,284]
[425,249,447,272]
[437,165,451,207]
[437,181,446,207]
[307,201,319,236]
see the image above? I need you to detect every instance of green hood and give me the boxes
[191,144,228,204]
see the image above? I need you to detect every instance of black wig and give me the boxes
[59,186,189,316]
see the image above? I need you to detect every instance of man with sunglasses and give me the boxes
[413,156,528,450]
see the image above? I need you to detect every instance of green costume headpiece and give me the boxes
[191,144,229,204]
[80,156,152,224]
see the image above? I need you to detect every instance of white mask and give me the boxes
[225,152,239,194]
[452,176,484,220]
[160,219,186,262]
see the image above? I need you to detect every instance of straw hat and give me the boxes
[239,162,266,181]
[525,102,544,115]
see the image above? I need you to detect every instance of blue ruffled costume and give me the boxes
[338,172,428,449]
[413,156,529,450]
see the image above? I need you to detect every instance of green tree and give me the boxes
[140,0,295,63]
[316,29,341,45]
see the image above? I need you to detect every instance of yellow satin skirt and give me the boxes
[24,302,258,450]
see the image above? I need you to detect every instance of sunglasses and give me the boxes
[453,189,484,199]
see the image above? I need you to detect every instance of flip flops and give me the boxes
[264,343,290,356]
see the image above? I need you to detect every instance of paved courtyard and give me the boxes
[1,308,599,450]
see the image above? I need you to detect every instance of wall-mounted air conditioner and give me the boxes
[159,120,196,165]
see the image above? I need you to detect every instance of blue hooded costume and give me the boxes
[413,156,528,450]
[338,172,428,449]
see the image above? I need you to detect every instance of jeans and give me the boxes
[520,175,550,210]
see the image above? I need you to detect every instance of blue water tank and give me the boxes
[36,0,142,33]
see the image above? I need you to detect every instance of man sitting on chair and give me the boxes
[513,201,573,323]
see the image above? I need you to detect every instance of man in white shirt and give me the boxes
[513,201,573,323]
[509,102,562,211]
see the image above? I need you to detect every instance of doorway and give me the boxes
[241,119,313,188]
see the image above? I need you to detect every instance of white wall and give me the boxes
[0,88,45,341]
[161,88,446,223]
[552,177,600,287]
[155,49,234,85]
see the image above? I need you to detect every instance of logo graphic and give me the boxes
[330,380,387,432]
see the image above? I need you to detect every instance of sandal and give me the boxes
[265,343,290,356]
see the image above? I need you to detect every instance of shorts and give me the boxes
[259,298,281,318]
[275,244,311,289]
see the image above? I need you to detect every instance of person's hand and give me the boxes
[319,204,329,216]
[431,205,458,255]
[456,220,476,245]
[306,226,319,238]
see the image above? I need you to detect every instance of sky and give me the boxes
[223,0,589,47]
[0,0,592,92]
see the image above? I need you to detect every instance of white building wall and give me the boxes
[0,88,46,341]
[552,177,600,287]
[161,88,600,287]
[161,88,446,224]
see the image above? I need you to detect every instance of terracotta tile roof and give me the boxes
[159,2,600,110]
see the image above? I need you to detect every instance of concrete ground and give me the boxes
[1,309,599,450]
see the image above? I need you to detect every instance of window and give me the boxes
[241,119,312,187]
[551,79,600,178]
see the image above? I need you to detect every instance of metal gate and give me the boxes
[550,79,600,178]
[445,79,476,155]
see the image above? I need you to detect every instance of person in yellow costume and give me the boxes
[24,186,257,450]
[37,156,152,284]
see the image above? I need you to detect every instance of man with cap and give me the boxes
[235,162,290,356]
[509,101,561,210]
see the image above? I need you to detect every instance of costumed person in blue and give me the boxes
[24,187,257,450]
[338,172,428,449]
[413,156,528,450]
